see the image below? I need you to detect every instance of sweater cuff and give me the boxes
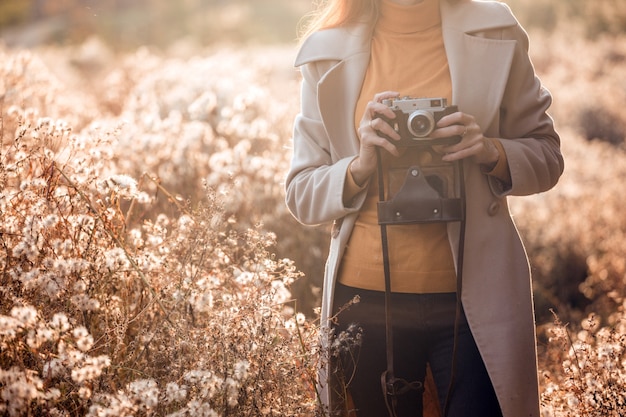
[343,157,369,207]
[481,138,511,184]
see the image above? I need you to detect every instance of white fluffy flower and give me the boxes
[128,379,159,409]
[72,326,94,352]
[232,360,250,381]
[165,382,188,404]
[10,305,38,328]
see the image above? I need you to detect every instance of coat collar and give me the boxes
[295,1,517,66]
[295,1,519,158]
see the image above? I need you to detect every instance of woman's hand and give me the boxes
[350,91,401,186]
[431,111,500,169]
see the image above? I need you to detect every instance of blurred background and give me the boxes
[0,0,311,50]
[1,0,625,51]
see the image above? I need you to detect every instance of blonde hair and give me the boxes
[298,0,463,42]
[298,0,379,41]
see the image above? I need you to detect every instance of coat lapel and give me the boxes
[295,24,372,160]
[317,53,370,158]
[441,0,517,132]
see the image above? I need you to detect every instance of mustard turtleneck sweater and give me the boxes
[338,0,458,293]
[339,0,510,293]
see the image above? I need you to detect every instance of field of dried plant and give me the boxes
[1,11,625,417]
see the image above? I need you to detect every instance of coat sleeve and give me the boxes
[494,19,564,197]
[284,60,363,226]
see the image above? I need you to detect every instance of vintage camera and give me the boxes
[378,97,460,146]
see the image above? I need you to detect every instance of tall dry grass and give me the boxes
[0,45,327,416]
[509,22,626,417]
[0,17,625,417]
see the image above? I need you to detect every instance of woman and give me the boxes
[285,0,564,416]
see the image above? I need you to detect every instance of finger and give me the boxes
[361,125,401,155]
[365,91,401,121]
[437,111,466,128]
[373,136,400,157]
[370,117,401,142]
[442,143,481,162]
[366,101,398,121]
[373,91,400,103]
[430,123,463,140]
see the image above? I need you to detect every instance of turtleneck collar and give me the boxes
[376,0,441,33]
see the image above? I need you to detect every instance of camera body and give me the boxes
[379,97,460,146]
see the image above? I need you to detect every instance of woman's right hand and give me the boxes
[350,91,402,186]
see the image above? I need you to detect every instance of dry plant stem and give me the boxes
[143,172,191,216]
[551,309,584,382]
[54,162,176,328]
[294,307,327,416]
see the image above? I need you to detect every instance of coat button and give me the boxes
[488,201,500,216]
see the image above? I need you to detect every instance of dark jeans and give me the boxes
[331,283,503,417]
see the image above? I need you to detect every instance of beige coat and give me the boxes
[285,1,564,416]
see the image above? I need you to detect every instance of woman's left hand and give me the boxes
[430,111,499,169]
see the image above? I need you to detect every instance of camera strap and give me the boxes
[375,148,466,417]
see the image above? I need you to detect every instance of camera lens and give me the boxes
[407,110,435,138]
